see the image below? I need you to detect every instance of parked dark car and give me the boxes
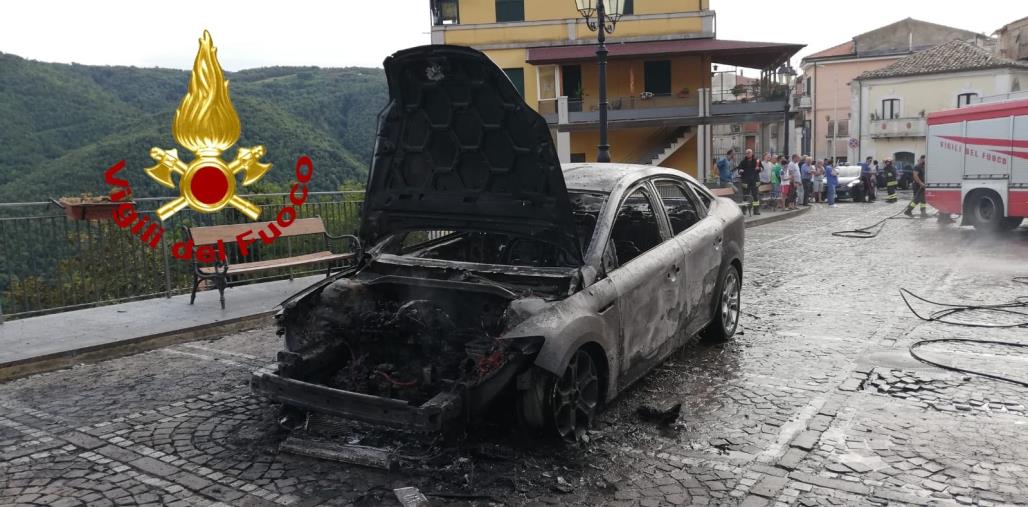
[251,45,745,441]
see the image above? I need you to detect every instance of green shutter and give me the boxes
[504,68,525,97]
[495,0,524,22]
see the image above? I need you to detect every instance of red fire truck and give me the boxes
[926,96,1028,230]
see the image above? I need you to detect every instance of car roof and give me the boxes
[562,163,697,193]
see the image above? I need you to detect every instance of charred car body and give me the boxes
[251,45,745,439]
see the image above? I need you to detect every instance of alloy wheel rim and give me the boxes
[552,349,599,441]
[721,270,740,333]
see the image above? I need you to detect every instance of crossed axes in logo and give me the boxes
[145,146,270,221]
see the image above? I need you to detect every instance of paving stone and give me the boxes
[790,431,821,451]
[95,444,142,464]
[824,463,852,474]
[739,495,769,507]
[787,472,871,496]
[750,476,789,498]
[777,448,808,471]
[58,431,108,450]
[130,457,179,478]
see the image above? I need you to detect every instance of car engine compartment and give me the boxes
[278,275,534,408]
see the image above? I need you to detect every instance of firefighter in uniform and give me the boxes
[905,155,927,218]
[736,149,761,216]
[882,157,899,203]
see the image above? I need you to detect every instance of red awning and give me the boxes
[526,38,805,69]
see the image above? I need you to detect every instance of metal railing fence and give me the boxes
[0,192,365,321]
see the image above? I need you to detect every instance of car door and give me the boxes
[679,180,726,335]
[652,178,710,337]
[603,185,682,388]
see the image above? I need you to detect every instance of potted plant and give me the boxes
[569,85,586,112]
[56,193,132,221]
[676,86,691,98]
[731,84,748,99]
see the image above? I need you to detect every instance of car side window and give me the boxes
[687,182,713,210]
[654,180,701,235]
[609,188,664,265]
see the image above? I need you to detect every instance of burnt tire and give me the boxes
[969,192,1004,231]
[701,264,741,342]
[517,348,600,442]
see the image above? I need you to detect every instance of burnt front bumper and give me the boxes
[250,366,462,432]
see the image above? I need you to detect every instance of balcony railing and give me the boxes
[793,95,812,109]
[0,192,364,321]
[539,93,701,117]
[870,117,926,138]
[539,90,787,128]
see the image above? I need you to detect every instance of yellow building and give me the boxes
[430,0,803,179]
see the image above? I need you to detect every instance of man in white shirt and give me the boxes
[785,155,801,209]
[760,153,773,184]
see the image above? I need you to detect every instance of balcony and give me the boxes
[870,117,926,139]
[539,91,787,130]
[0,192,362,320]
[793,95,812,109]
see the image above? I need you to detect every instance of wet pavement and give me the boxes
[1,199,1026,506]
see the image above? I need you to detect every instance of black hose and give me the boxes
[908,338,1028,388]
[831,208,912,238]
[899,288,1028,328]
[902,278,1028,387]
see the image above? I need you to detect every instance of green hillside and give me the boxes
[0,53,387,202]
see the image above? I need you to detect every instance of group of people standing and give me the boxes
[716,149,930,217]
[856,156,896,204]
[717,149,842,214]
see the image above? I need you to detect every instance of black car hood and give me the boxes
[360,45,581,262]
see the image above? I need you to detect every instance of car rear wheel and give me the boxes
[702,264,741,342]
[517,348,599,441]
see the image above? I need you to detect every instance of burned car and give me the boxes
[251,45,744,440]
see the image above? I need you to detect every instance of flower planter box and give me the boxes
[58,199,132,221]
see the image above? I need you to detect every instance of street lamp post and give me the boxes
[575,0,624,163]
[778,64,797,157]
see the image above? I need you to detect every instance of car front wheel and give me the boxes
[702,265,741,341]
[517,348,600,441]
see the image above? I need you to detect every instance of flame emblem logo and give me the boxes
[145,31,270,221]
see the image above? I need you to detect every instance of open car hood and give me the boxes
[360,45,581,262]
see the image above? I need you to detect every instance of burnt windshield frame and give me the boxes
[371,229,580,268]
[568,190,609,255]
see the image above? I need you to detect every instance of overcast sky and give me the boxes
[0,1,1022,70]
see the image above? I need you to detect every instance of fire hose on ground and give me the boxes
[900,279,1028,388]
[831,207,913,238]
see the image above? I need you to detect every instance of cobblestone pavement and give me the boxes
[2,200,1027,506]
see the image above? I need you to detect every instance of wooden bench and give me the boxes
[757,184,776,209]
[710,187,736,198]
[186,217,357,308]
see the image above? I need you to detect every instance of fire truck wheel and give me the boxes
[999,217,1024,230]
[969,192,1003,231]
